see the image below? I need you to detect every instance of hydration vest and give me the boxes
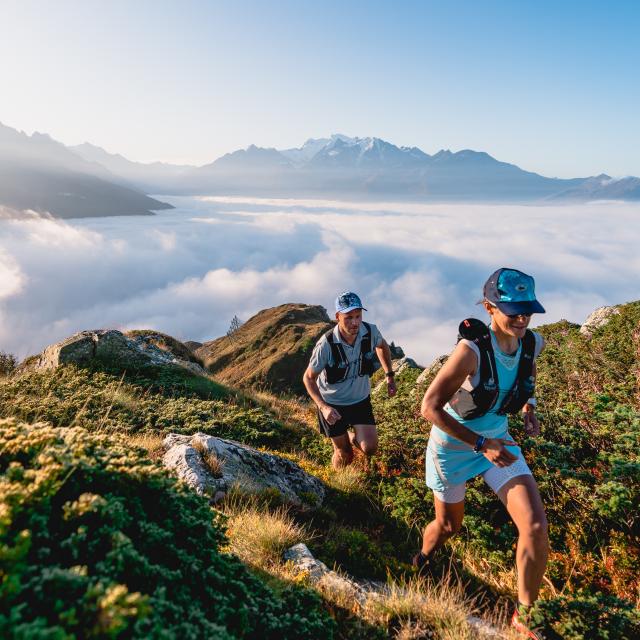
[448,318,536,420]
[324,322,377,384]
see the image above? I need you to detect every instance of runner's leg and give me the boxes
[497,475,549,606]
[330,433,354,469]
[421,494,465,556]
[352,424,378,456]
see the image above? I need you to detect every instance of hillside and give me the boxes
[0,122,173,218]
[1,302,639,638]
[195,303,333,395]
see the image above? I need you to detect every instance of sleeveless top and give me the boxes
[425,329,543,491]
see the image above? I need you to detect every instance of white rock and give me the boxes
[580,306,620,336]
[163,433,325,505]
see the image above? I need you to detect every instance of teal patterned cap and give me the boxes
[483,268,545,315]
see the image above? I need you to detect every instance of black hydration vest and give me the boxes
[448,318,536,420]
[324,322,377,384]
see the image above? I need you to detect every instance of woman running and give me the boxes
[418,268,549,639]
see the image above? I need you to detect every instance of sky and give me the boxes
[1,0,639,178]
[1,198,639,364]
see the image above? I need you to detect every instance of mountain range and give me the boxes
[2,123,639,218]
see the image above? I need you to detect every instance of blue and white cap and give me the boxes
[483,268,545,315]
[335,291,367,314]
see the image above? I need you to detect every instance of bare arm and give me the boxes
[302,366,341,425]
[375,339,397,397]
[420,342,517,467]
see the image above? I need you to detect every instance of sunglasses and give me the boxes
[487,302,531,319]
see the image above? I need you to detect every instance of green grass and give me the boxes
[0,363,301,449]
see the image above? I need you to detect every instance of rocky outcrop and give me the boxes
[580,305,621,336]
[163,432,325,505]
[196,303,333,394]
[372,356,423,394]
[32,329,207,375]
[416,354,449,386]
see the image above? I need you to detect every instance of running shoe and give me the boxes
[411,551,432,576]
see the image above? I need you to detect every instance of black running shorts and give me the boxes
[317,396,376,438]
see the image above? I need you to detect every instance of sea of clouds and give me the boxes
[1,196,639,366]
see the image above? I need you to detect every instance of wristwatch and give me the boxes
[473,435,486,453]
[385,371,395,378]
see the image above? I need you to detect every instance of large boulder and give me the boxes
[580,305,621,337]
[32,329,207,375]
[163,432,326,505]
[196,303,333,394]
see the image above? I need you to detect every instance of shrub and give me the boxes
[0,418,334,639]
[0,351,16,377]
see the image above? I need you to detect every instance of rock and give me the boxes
[393,356,422,373]
[580,305,621,336]
[416,354,449,386]
[388,341,405,360]
[34,329,207,376]
[284,543,369,604]
[372,356,423,395]
[162,433,325,505]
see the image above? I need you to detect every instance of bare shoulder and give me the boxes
[438,341,477,380]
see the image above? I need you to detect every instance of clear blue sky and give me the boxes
[1,0,638,177]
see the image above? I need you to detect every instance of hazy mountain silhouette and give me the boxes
[0,123,173,218]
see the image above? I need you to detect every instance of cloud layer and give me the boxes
[1,196,639,366]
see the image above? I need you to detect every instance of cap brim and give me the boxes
[337,305,367,314]
[496,300,545,315]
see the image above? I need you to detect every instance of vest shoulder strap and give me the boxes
[325,327,347,367]
[459,317,498,397]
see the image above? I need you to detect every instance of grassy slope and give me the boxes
[195,303,332,395]
[1,303,639,638]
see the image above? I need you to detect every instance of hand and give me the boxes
[386,376,397,397]
[523,404,540,436]
[481,437,518,467]
[321,404,341,426]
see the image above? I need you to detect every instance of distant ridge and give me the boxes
[68,132,640,202]
[0,123,173,218]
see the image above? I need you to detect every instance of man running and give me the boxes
[303,291,396,469]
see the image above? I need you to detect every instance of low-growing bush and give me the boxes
[0,418,334,639]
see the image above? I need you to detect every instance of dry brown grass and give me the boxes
[225,504,308,568]
[325,465,366,494]
[126,431,165,462]
[192,439,225,478]
[249,389,316,431]
[363,578,491,640]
